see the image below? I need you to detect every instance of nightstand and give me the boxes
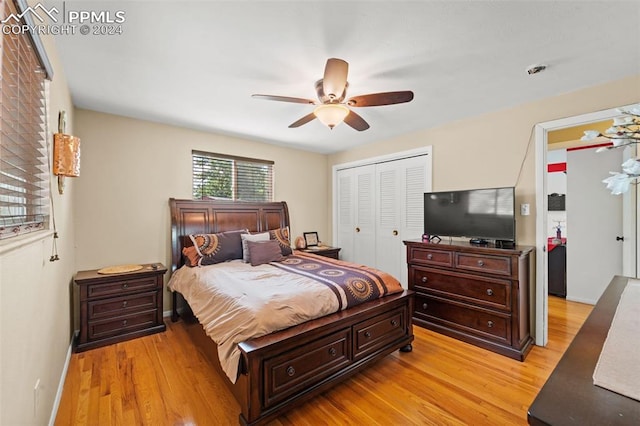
[300,246,341,260]
[74,263,167,352]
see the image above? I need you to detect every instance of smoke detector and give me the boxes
[526,64,547,75]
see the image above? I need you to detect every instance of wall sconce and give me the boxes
[52,111,80,194]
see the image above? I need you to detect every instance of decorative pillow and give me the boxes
[182,246,200,267]
[241,232,270,263]
[268,226,293,256]
[189,229,247,266]
[246,240,285,266]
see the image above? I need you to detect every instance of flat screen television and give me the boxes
[424,187,515,244]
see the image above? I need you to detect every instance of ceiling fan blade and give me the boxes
[343,109,370,131]
[252,94,315,104]
[288,112,317,128]
[347,91,414,107]
[323,58,349,100]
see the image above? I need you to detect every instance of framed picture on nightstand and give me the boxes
[303,232,319,247]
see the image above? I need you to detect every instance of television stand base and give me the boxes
[469,238,488,245]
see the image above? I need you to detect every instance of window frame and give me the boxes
[0,0,54,241]
[191,150,274,202]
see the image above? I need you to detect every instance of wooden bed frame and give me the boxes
[169,198,415,425]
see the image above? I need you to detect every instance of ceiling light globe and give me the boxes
[314,104,350,129]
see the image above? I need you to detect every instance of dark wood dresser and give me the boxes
[75,263,167,352]
[404,240,534,360]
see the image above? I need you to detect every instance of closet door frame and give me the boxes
[332,146,433,258]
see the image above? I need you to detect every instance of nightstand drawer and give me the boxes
[88,310,158,340]
[86,276,158,299]
[88,291,158,320]
[455,253,511,276]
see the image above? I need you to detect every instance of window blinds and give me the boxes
[192,151,274,202]
[0,0,50,239]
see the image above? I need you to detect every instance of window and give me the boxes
[192,151,274,202]
[0,0,53,239]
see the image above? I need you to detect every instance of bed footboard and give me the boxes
[236,290,414,425]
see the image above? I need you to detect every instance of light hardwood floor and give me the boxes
[55,296,592,425]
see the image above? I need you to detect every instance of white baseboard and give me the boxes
[48,331,77,426]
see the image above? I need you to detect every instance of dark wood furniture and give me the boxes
[528,275,640,425]
[548,244,567,297]
[299,246,341,259]
[169,198,414,426]
[404,240,534,361]
[75,263,167,352]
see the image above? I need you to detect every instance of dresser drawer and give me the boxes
[411,267,511,311]
[86,276,158,299]
[414,295,511,344]
[408,247,453,267]
[353,306,407,360]
[87,310,159,340]
[87,291,158,320]
[455,253,511,277]
[264,329,351,408]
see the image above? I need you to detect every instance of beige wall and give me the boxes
[0,36,76,424]
[328,74,640,246]
[73,110,328,312]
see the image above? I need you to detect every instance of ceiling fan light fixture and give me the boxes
[313,104,350,129]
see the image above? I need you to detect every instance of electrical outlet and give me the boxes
[33,379,41,416]
[521,203,530,216]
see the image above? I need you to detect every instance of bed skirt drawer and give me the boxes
[87,310,158,340]
[353,306,407,360]
[415,295,511,344]
[263,329,351,408]
[87,292,158,320]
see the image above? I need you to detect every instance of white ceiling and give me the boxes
[51,1,640,154]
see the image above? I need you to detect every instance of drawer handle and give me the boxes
[477,260,485,267]
[286,366,296,377]
[364,331,372,339]
[329,347,337,357]
[122,319,128,326]
[122,300,128,307]
[392,230,398,236]
[486,289,493,296]
[427,254,433,260]
[355,227,360,233]
[390,319,398,327]
[421,276,428,283]
[122,283,129,289]
[487,320,494,328]
[422,302,428,310]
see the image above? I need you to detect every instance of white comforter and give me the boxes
[167,260,340,383]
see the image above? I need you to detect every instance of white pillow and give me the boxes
[241,232,270,262]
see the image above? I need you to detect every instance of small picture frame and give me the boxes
[303,232,319,247]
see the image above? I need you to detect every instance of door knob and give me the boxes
[616,236,624,241]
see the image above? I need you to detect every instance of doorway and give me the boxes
[534,105,638,346]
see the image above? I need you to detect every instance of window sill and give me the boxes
[0,230,54,255]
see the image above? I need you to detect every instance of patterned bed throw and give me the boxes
[272,252,403,310]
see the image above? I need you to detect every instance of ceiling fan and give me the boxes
[252,58,414,131]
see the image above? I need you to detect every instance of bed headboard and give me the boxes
[169,198,290,273]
